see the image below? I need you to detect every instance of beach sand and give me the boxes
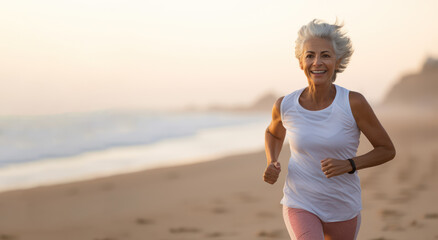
[0,108,437,240]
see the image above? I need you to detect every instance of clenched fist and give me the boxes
[321,158,352,178]
[263,162,281,184]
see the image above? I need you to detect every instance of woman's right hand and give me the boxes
[263,162,281,184]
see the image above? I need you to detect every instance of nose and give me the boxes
[313,56,322,66]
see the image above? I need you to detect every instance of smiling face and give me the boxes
[300,37,341,86]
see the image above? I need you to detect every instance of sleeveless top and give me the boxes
[280,84,361,222]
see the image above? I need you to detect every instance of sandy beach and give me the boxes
[0,108,437,240]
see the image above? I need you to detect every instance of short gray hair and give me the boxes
[295,19,353,81]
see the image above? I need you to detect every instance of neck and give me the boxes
[305,82,335,105]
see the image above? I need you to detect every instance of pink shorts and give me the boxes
[282,205,360,240]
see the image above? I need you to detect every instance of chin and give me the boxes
[309,78,331,86]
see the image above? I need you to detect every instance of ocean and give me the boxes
[0,110,270,192]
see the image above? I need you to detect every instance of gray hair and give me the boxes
[295,19,353,81]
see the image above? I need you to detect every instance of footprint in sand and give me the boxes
[169,227,200,234]
[409,219,424,228]
[415,183,428,191]
[388,197,409,204]
[205,232,223,238]
[257,229,284,238]
[211,207,228,214]
[205,232,236,238]
[424,213,438,219]
[135,218,154,225]
[0,234,17,240]
[380,209,404,219]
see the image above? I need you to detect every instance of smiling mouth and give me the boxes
[310,70,327,74]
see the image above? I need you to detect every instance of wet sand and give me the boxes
[0,108,437,240]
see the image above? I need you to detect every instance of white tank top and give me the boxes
[280,84,361,222]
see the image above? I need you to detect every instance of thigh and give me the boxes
[322,214,359,240]
[282,206,324,240]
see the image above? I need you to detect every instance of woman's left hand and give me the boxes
[320,158,352,178]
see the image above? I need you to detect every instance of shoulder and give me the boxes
[349,91,369,109]
[271,96,285,116]
[273,87,305,113]
[348,91,374,121]
[274,96,285,111]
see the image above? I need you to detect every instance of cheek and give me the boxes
[301,61,311,70]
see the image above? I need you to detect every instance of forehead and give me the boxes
[303,37,335,53]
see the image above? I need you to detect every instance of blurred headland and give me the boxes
[382,57,438,109]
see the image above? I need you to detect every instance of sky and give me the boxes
[1,0,437,116]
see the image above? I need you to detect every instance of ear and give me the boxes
[299,59,304,70]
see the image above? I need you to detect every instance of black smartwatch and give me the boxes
[347,158,356,174]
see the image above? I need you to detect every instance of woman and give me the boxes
[263,19,395,240]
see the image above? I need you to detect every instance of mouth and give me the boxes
[310,70,327,74]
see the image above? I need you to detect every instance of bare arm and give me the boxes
[349,91,396,170]
[321,92,396,178]
[263,97,286,184]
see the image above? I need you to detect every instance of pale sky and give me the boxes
[1,0,437,116]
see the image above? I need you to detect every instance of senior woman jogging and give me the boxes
[263,19,396,240]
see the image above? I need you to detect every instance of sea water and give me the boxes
[0,110,270,192]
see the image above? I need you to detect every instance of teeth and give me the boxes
[311,70,326,74]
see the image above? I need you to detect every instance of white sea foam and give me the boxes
[0,111,264,165]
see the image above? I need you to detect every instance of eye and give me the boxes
[322,54,331,58]
[305,54,313,59]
